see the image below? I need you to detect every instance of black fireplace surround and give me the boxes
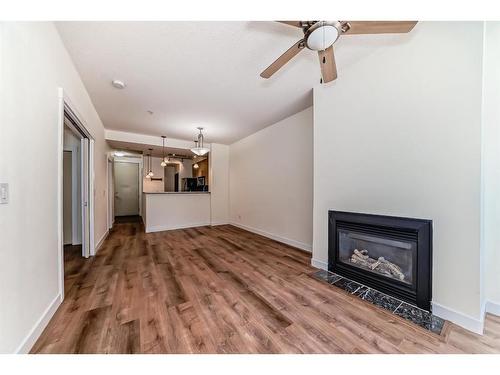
[328,211,432,311]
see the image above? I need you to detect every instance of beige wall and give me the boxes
[229,107,313,251]
[313,22,484,327]
[0,22,109,352]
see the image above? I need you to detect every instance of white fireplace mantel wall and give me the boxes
[312,21,500,334]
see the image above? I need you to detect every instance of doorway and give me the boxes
[58,90,96,300]
[114,161,140,216]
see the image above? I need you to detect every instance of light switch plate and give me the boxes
[0,183,9,204]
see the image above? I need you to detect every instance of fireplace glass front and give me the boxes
[338,229,415,286]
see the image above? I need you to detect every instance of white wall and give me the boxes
[229,107,313,251]
[0,22,109,353]
[210,143,229,225]
[313,22,484,326]
[483,22,500,311]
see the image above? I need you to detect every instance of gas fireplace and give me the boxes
[328,211,432,310]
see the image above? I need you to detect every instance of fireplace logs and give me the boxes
[350,249,405,281]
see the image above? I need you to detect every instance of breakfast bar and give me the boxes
[142,192,211,233]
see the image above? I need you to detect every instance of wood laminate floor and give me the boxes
[32,222,500,353]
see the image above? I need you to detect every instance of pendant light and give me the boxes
[146,148,154,178]
[145,152,151,179]
[190,127,210,156]
[193,162,199,169]
[145,150,151,179]
[160,135,167,167]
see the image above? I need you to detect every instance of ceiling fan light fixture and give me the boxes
[305,21,341,51]
[191,148,209,156]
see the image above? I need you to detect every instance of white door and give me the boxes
[114,162,139,216]
[81,138,90,258]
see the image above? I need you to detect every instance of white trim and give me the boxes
[486,300,500,316]
[146,222,211,233]
[89,139,95,256]
[107,158,113,230]
[57,88,65,301]
[95,229,109,253]
[210,221,229,226]
[15,294,62,354]
[432,302,485,334]
[229,222,312,252]
[311,258,328,270]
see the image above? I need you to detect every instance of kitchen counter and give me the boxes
[143,191,210,194]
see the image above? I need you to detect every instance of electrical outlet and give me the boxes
[0,183,8,204]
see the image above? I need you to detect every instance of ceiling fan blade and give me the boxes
[260,39,305,79]
[343,21,418,35]
[277,21,303,28]
[318,46,337,83]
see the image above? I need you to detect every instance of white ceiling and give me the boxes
[56,21,417,144]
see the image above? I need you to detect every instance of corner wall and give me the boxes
[229,107,313,251]
[0,22,109,353]
[313,22,484,328]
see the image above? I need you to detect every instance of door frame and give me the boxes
[57,88,96,301]
[107,156,114,230]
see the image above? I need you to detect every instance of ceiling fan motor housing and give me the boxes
[304,21,342,51]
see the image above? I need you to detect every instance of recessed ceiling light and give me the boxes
[111,80,126,89]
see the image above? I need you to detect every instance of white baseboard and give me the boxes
[210,221,229,226]
[311,258,328,270]
[486,300,500,316]
[229,222,312,252]
[15,293,62,354]
[146,222,211,233]
[432,302,484,335]
[95,229,109,253]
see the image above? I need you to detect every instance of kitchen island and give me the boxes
[142,191,211,233]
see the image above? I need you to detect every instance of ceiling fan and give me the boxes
[260,21,418,83]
